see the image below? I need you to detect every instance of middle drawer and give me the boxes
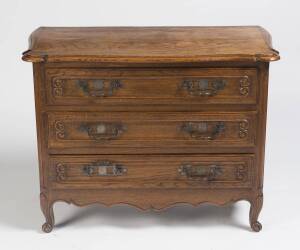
[47,112,256,154]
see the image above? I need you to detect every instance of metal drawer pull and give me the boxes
[181,122,225,140]
[80,122,125,141]
[178,164,223,181]
[77,79,122,97]
[83,161,127,177]
[181,79,226,96]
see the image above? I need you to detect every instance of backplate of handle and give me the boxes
[82,161,127,177]
[178,164,223,181]
[181,121,225,140]
[77,79,122,97]
[79,122,126,141]
[181,79,226,96]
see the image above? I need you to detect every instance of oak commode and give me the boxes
[22,26,280,232]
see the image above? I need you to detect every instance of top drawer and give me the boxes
[45,68,258,106]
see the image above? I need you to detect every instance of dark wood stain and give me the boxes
[22,26,280,233]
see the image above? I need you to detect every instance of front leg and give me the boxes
[249,188,263,232]
[40,192,55,233]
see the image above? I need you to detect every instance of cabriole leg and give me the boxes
[249,190,263,232]
[40,192,55,233]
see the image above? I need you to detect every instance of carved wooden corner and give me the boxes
[249,187,263,232]
[40,191,55,233]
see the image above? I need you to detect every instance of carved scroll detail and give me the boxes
[236,165,247,181]
[239,120,249,138]
[239,76,250,96]
[55,163,66,181]
[52,79,64,96]
[54,121,65,139]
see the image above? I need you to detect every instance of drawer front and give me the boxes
[46,68,257,106]
[49,155,254,189]
[48,112,256,152]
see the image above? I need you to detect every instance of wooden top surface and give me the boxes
[22,26,280,63]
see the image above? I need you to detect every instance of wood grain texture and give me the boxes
[22,26,279,63]
[45,67,258,106]
[47,111,257,153]
[49,154,254,189]
[22,26,280,232]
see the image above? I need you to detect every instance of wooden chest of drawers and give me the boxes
[22,26,279,232]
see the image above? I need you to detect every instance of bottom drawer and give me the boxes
[49,155,254,189]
